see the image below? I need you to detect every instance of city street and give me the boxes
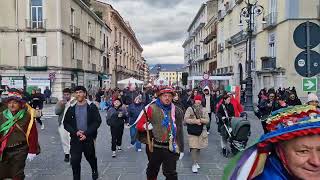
[25,104,263,180]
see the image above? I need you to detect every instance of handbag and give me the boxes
[186,107,203,136]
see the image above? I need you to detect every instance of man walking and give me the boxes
[136,87,184,180]
[202,87,215,134]
[44,86,52,104]
[64,86,101,180]
[55,88,75,162]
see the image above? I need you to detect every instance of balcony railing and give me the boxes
[261,57,276,70]
[25,19,46,31]
[204,53,210,60]
[88,36,95,46]
[225,1,233,14]
[72,59,82,70]
[235,0,243,4]
[218,10,225,21]
[70,25,80,38]
[218,43,224,52]
[263,12,278,30]
[25,56,47,70]
[225,39,232,48]
[204,30,217,44]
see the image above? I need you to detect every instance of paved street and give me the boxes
[25,104,263,180]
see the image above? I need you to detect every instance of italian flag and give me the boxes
[225,85,241,102]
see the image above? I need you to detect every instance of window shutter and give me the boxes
[25,37,32,57]
[38,37,47,57]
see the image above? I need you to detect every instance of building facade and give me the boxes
[91,0,144,87]
[184,0,320,101]
[0,0,111,98]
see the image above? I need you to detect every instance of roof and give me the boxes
[149,64,184,74]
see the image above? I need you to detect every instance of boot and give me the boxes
[64,154,70,162]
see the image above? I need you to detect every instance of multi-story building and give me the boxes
[183,3,207,77]
[152,64,184,86]
[142,57,150,84]
[0,0,111,98]
[216,0,320,101]
[91,0,144,87]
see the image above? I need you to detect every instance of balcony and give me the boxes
[225,39,232,48]
[218,43,224,52]
[25,19,46,32]
[204,53,210,61]
[88,36,95,46]
[230,30,247,45]
[218,10,225,21]
[263,12,278,30]
[261,57,276,70]
[72,59,82,70]
[225,2,233,14]
[204,30,217,44]
[70,25,80,38]
[24,56,47,70]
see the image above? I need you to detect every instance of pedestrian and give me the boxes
[202,86,215,134]
[0,88,40,180]
[173,93,185,113]
[258,91,286,133]
[44,86,52,104]
[30,88,45,130]
[225,105,320,180]
[136,87,184,180]
[182,89,193,110]
[217,94,235,157]
[307,93,319,108]
[55,88,75,162]
[0,89,6,113]
[127,95,144,152]
[285,91,302,106]
[106,98,128,157]
[184,95,209,173]
[64,86,101,180]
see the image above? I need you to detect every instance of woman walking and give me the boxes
[217,94,235,157]
[127,95,144,152]
[184,95,209,173]
[106,98,128,157]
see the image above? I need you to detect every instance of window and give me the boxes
[31,0,43,28]
[71,8,75,27]
[32,38,37,56]
[72,41,76,59]
[268,33,276,57]
[88,22,91,36]
[114,27,117,42]
[88,48,92,63]
[269,0,277,13]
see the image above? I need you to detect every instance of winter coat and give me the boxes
[285,98,302,106]
[64,100,102,139]
[258,99,283,120]
[216,97,243,117]
[106,106,128,127]
[184,106,209,149]
[123,91,140,105]
[128,103,144,125]
[30,93,45,109]
[202,94,215,113]
[44,89,51,98]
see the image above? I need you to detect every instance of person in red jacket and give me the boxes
[215,92,243,117]
[0,88,40,180]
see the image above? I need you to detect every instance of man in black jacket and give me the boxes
[64,86,102,180]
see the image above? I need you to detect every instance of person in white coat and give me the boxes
[55,88,76,162]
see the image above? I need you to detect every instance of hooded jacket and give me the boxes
[202,87,215,113]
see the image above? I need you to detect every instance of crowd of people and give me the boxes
[0,84,319,180]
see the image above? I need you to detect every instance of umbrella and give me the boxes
[117,77,144,84]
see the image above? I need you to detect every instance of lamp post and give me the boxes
[239,0,265,111]
[113,42,122,87]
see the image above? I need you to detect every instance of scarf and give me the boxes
[0,109,26,160]
[155,98,172,128]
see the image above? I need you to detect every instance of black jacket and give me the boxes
[258,99,283,119]
[202,94,215,112]
[106,106,128,127]
[217,103,235,120]
[64,101,102,139]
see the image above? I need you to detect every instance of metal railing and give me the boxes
[25,56,47,69]
[263,12,278,30]
[261,57,276,70]
[25,19,46,30]
[70,25,80,38]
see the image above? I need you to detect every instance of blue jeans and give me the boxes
[130,126,142,150]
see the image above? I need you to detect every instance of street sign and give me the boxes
[302,78,318,92]
[294,50,320,77]
[293,22,320,49]
[49,72,56,81]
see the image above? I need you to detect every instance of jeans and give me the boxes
[130,126,141,150]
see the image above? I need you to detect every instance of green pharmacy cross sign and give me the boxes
[302,78,318,92]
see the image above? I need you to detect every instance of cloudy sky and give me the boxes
[100,0,203,64]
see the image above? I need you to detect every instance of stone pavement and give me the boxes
[25,104,263,180]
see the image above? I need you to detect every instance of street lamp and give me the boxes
[239,0,265,111]
[114,41,122,87]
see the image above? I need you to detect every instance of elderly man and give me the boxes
[0,89,40,180]
[226,105,320,180]
[136,87,184,180]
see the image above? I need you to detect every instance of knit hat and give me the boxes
[307,93,319,102]
[157,87,175,96]
[225,105,320,180]
[194,95,203,101]
[4,88,26,104]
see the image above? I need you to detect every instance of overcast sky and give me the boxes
[100,0,202,64]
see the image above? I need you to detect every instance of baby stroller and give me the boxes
[222,112,251,155]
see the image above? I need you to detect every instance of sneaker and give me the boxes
[137,149,142,152]
[112,151,116,158]
[196,163,200,169]
[92,171,99,180]
[41,124,45,130]
[117,146,122,152]
[127,144,134,149]
[192,164,198,173]
[64,154,70,162]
